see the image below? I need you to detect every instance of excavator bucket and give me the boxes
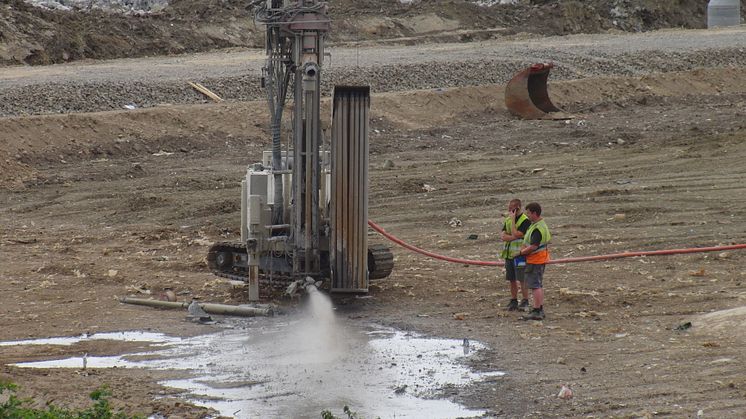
[505,63,567,120]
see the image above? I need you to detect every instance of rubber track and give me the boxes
[368,243,394,279]
[207,241,294,286]
[207,241,395,282]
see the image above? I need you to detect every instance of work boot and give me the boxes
[506,299,519,311]
[522,307,545,321]
[518,299,530,310]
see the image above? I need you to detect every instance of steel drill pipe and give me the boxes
[120,297,273,317]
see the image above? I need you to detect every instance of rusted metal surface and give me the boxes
[505,63,567,120]
[331,86,371,293]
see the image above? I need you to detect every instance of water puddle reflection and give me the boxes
[6,294,503,418]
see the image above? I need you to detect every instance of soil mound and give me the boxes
[2,0,743,66]
[1,67,745,188]
[0,0,260,66]
[0,153,33,188]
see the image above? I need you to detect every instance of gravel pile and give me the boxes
[2,46,746,117]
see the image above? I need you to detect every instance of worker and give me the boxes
[499,198,530,311]
[518,202,551,320]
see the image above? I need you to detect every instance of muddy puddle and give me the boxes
[5,290,503,418]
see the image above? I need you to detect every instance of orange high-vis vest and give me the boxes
[523,219,551,264]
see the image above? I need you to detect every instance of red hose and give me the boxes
[368,220,746,266]
[368,220,503,266]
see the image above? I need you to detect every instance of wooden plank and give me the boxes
[188,81,224,103]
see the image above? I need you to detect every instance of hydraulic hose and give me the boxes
[368,220,502,266]
[367,220,746,267]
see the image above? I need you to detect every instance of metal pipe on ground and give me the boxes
[120,297,273,317]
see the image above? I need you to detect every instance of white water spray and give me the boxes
[288,283,346,364]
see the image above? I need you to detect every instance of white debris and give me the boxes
[23,0,168,14]
[557,384,574,399]
[187,301,213,323]
[474,0,519,6]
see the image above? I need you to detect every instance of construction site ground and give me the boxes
[2,26,746,418]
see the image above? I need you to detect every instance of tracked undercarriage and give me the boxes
[207,242,394,285]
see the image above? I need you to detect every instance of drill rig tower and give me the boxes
[207,0,394,299]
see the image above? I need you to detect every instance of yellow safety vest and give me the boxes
[523,219,551,264]
[500,213,529,260]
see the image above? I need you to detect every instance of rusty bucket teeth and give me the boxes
[505,62,568,120]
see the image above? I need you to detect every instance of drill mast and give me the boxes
[206,1,393,299]
[257,0,330,277]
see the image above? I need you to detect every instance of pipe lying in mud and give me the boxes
[120,297,273,317]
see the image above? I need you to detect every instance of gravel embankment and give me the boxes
[1,28,745,116]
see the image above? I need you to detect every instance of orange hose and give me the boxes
[368,220,503,266]
[368,220,746,267]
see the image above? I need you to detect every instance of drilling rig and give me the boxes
[207,0,394,300]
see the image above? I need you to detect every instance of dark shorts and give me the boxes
[524,264,545,289]
[505,259,525,282]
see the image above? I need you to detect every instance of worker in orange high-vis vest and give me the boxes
[518,202,551,320]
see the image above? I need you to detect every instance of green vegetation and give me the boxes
[321,405,357,419]
[0,381,142,419]
[321,405,380,419]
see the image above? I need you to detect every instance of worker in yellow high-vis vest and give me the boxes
[518,202,551,321]
[499,198,531,311]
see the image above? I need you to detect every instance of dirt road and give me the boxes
[1,26,746,418]
[1,26,745,117]
[2,26,745,88]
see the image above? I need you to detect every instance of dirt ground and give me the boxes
[2,26,746,418]
[3,0,744,66]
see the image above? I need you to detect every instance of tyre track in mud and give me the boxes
[362,101,746,417]
[2,90,745,419]
[2,25,746,419]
